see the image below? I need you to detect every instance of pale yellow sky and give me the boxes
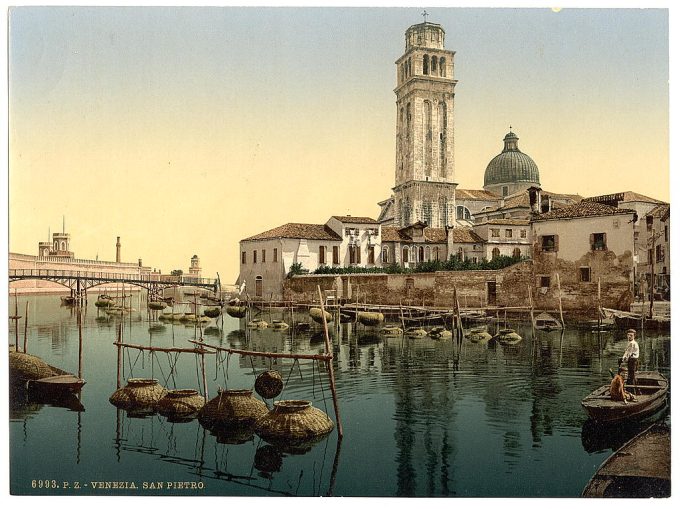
[8,7,669,282]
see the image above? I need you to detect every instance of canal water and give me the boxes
[8,294,671,497]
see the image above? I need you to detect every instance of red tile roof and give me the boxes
[533,202,635,221]
[647,204,670,219]
[242,223,342,241]
[381,226,447,243]
[449,228,484,243]
[330,215,378,224]
[584,191,664,205]
[475,218,530,226]
[456,189,499,200]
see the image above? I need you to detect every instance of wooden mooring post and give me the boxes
[23,301,29,353]
[318,285,343,439]
[556,272,565,328]
[527,285,536,336]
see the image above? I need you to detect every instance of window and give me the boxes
[540,276,551,288]
[580,267,591,282]
[423,54,429,75]
[431,55,437,73]
[491,228,500,238]
[439,57,446,76]
[418,246,424,262]
[253,250,257,263]
[368,246,375,265]
[472,257,478,264]
[541,235,557,252]
[262,249,266,263]
[457,247,464,261]
[491,247,500,259]
[502,186,509,197]
[505,229,513,238]
[255,276,263,297]
[402,246,409,264]
[648,248,653,264]
[456,205,470,220]
[512,248,521,258]
[333,246,340,265]
[591,233,607,251]
[520,229,527,239]
[349,246,360,264]
[241,251,246,264]
[319,246,326,264]
[273,248,278,262]
[433,247,440,261]
[382,247,389,264]
[613,219,620,229]
[656,245,665,263]
[646,216,653,232]
[665,225,668,242]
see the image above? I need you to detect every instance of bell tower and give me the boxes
[393,19,458,228]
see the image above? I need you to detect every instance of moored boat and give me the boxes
[580,371,668,423]
[582,422,670,497]
[27,374,86,394]
[534,312,562,331]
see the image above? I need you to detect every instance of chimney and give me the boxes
[138,258,142,267]
[116,236,121,263]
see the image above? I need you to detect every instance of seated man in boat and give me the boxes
[610,367,635,403]
[621,329,640,394]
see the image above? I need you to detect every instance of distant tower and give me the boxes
[393,19,458,228]
[116,236,121,263]
[189,255,202,279]
[39,220,74,259]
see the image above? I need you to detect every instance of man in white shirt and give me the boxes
[621,329,640,393]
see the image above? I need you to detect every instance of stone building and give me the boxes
[640,203,670,298]
[238,216,380,300]
[472,219,531,260]
[381,222,447,268]
[38,231,74,259]
[379,21,458,229]
[530,201,636,310]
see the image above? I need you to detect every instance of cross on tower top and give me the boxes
[422,10,429,23]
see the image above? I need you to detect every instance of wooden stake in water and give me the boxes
[527,285,536,336]
[556,272,565,327]
[23,301,29,353]
[317,285,343,439]
[78,308,83,379]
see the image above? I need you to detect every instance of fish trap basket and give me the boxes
[148,301,167,310]
[226,305,247,318]
[9,351,62,381]
[358,312,385,326]
[255,400,334,442]
[203,307,221,318]
[309,308,333,324]
[198,389,268,428]
[157,389,205,418]
[109,378,167,411]
[255,370,284,399]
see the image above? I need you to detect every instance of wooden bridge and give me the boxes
[9,269,219,302]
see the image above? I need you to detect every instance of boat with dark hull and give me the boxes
[581,371,668,423]
[582,423,670,497]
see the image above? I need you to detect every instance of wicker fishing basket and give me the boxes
[203,307,221,318]
[357,311,385,326]
[148,301,167,310]
[255,400,334,442]
[226,305,247,318]
[109,378,167,411]
[198,389,268,428]
[309,308,333,324]
[254,370,284,399]
[156,389,205,418]
[9,351,63,382]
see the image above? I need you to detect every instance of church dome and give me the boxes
[483,131,540,187]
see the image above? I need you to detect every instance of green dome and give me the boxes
[483,131,540,187]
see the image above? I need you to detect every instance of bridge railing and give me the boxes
[9,269,217,287]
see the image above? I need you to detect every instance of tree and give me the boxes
[171,269,183,276]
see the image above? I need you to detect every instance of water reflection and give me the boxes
[8,295,672,497]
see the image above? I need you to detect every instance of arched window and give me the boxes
[439,57,446,77]
[423,54,429,75]
[431,56,437,73]
[513,248,521,258]
[382,247,389,264]
[43,248,49,257]
[425,246,431,261]
[457,247,464,261]
[402,246,409,264]
[456,206,471,220]
[492,247,500,260]
[60,241,66,251]
[407,57,412,76]
[433,247,440,261]
[418,246,424,262]
[54,241,58,250]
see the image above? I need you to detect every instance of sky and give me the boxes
[7,5,670,283]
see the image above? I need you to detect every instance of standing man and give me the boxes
[621,329,640,393]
